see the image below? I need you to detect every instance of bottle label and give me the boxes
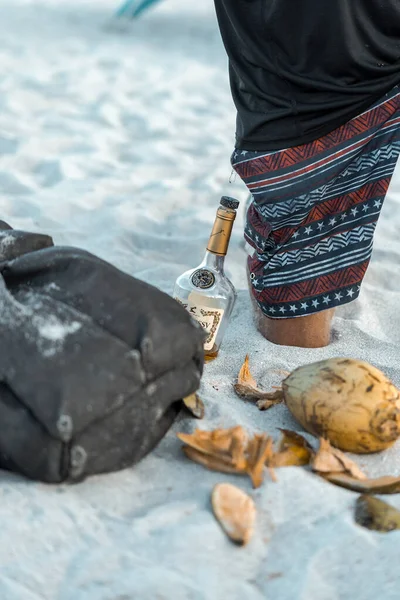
[178,300,224,351]
[191,269,215,290]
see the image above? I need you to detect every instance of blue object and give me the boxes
[116,0,163,18]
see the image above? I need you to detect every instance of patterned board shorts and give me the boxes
[231,85,400,319]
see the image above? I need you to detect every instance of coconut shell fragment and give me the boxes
[325,473,400,495]
[234,355,284,409]
[246,434,276,486]
[183,446,247,476]
[312,439,366,479]
[282,358,400,453]
[271,429,313,468]
[178,426,276,488]
[178,426,248,468]
[355,495,400,532]
[212,483,256,545]
[183,393,205,419]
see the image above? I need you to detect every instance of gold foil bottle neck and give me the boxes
[206,207,237,256]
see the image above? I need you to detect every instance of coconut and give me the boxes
[283,358,400,454]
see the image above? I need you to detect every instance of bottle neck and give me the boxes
[201,251,225,273]
[206,206,236,257]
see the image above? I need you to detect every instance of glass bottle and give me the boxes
[173,196,239,362]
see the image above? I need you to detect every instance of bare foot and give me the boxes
[247,270,335,348]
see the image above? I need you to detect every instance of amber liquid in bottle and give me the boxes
[204,346,220,362]
[173,196,239,361]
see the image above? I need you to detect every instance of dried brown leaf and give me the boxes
[271,429,313,467]
[278,429,313,452]
[355,495,400,532]
[177,431,217,457]
[229,428,248,470]
[312,439,366,479]
[177,426,248,462]
[212,483,256,545]
[325,473,400,495]
[179,426,277,487]
[256,391,285,411]
[182,446,247,476]
[234,355,284,407]
[182,393,205,419]
[246,434,275,488]
[236,354,257,389]
[272,449,307,468]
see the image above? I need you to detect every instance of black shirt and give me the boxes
[214,0,400,150]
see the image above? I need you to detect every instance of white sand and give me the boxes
[0,0,400,598]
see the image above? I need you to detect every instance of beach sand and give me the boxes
[0,0,399,598]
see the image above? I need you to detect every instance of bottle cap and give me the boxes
[220,196,240,210]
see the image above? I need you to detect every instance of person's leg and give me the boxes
[246,267,335,347]
[243,195,334,347]
[232,85,400,349]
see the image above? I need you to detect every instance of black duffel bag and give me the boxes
[0,223,204,483]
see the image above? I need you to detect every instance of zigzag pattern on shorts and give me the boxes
[232,88,400,179]
[245,178,388,256]
[266,224,377,270]
[234,85,400,318]
[251,140,400,198]
[255,165,394,224]
[253,261,370,304]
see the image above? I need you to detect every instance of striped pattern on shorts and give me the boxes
[231,85,400,318]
